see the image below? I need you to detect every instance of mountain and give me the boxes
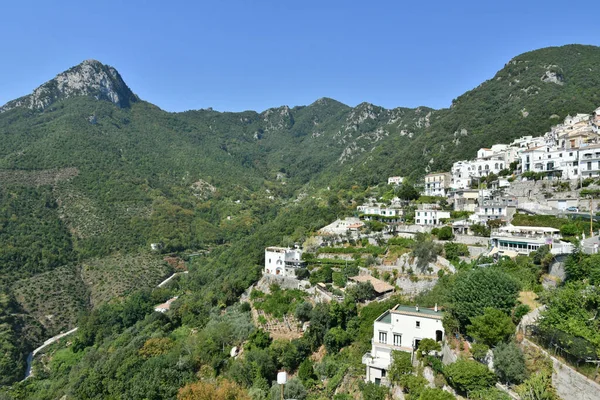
[0,59,137,113]
[0,44,600,387]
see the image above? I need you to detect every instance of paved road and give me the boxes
[23,327,78,379]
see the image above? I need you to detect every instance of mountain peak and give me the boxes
[0,60,138,113]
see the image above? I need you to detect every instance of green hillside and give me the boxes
[0,44,600,389]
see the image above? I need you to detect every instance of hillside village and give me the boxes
[5,45,600,400]
[251,107,600,399]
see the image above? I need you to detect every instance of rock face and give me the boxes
[0,59,138,113]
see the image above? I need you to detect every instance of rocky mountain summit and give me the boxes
[0,59,138,113]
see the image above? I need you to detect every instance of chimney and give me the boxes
[416,304,419,312]
[435,303,438,312]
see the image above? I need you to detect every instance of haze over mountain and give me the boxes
[0,43,600,388]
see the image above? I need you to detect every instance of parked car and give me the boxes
[566,206,579,212]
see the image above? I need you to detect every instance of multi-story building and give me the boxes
[362,304,444,385]
[264,247,305,277]
[424,172,451,197]
[415,209,451,226]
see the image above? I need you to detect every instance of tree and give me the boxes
[359,381,389,400]
[346,281,376,302]
[398,183,420,201]
[324,326,351,353]
[437,226,454,241]
[297,358,317,386]
[493,342,527,385]
[471,343,490,362]
[516,372,557,400]
[469,388,511,399]
[416,338,441,359]
[417,388,455,400]
[450,268,519,328]
[444,359,497,394]
[467,308,515,346]
[388,350,413,383]
[295,302,313,322]
[412,233,442,272]
[269,378,307,400]
[178,379,251,400]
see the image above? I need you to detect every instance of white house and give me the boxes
[415,209,451,226]
[388,176,404,185]
[264,247,305,277]
[489,226,573,256]
[363,304,444,385]
[357,205,402,219]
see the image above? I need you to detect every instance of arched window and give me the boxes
[485,165,489,170]
[494,163,498,169]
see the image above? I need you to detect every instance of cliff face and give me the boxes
[0,59,138,113]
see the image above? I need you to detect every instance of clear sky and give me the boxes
[0,0,598,112]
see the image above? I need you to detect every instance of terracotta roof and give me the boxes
[349,275,394,294]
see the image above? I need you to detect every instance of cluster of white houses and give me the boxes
[446,109,600,190]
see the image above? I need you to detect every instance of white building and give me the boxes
[264,247,305,277]
[520,145,579,179]
[489,226,573,256]
[363,304,444,385]
[388,176,404,185]
[357,205,402,219]
[415,209,451,226]
[424,172,451,197]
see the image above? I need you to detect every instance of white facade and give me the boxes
[490,226,573,256]
[357,205,402,218]
[578,145,600,178]
[415,209,451,226]
[363,305,444,384]
[264,247,305,277]
[520,146,579,179]
[424,172,451,197]
[388,176,404,185]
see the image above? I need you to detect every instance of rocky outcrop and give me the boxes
[0,59,138,113]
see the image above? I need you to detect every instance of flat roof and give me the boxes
[391,305,443,319]
[498,226,559,233]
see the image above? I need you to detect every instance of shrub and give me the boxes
[493,342,527,385]
[467,308,515,347]
[444,359,497,394]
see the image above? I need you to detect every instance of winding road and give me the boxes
[22,270,188,380]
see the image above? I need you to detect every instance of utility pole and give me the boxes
[590,196,594,238]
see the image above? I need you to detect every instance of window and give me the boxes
[570,152,573,156]
[381,369,387,377]
[416,321,421,329]
[268,259,271,264]
[378,331,387,344]
[393,334,402,347]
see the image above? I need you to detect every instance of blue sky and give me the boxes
[0,1,598,112]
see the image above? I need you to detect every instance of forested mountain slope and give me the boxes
[0,44,599,386]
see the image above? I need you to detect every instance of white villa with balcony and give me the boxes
[363,304,444,385]
[415,209,450,226]
[489,225,574,257]
[264,247,305,277]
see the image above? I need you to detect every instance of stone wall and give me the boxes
[521,339,600,400]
